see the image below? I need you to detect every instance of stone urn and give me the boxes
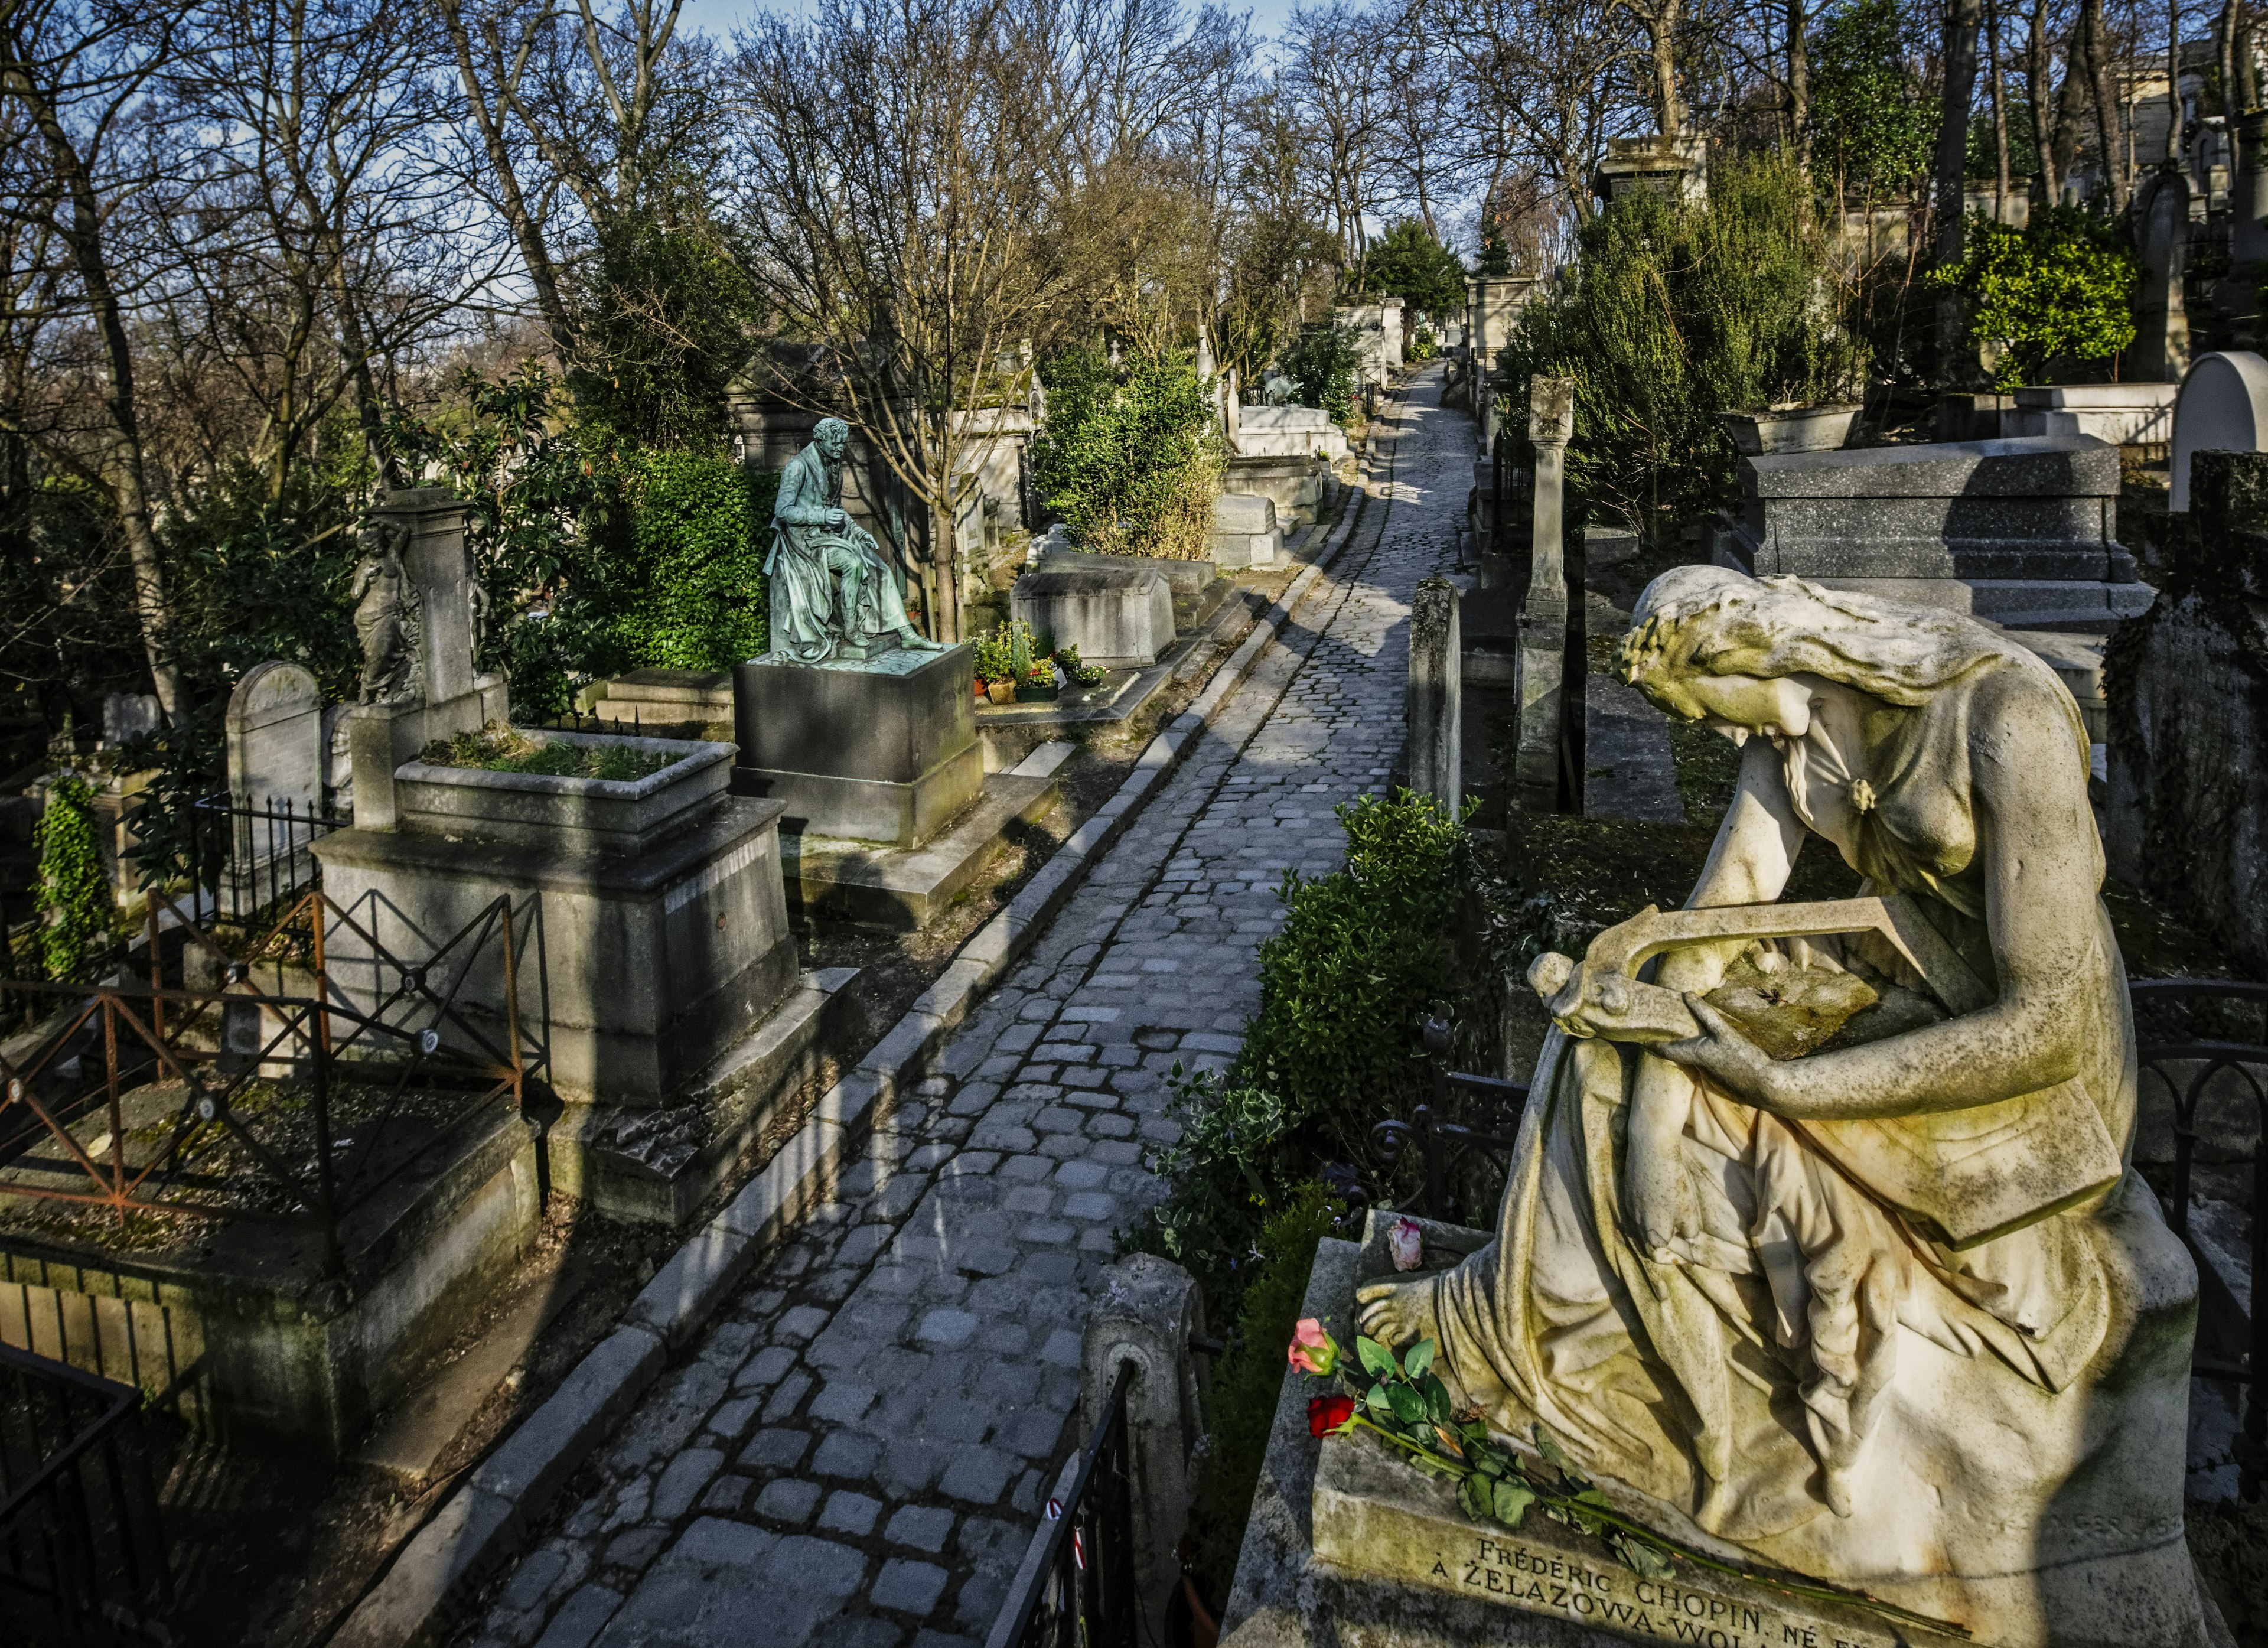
[1719,403,1863,456]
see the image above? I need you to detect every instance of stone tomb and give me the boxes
[1236,404,1351,463]
[223,660,325,910]
[1012,564,1176,667]
[2171,350,2268,510]
[1710,434,2152,631]
[1210,493,1285,571]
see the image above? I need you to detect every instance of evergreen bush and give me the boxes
[611,452,772,670]
[1807,0,1933,201]
[1278,319,1364,426]
[33,776,108,980]
[1031,346,1224,559]
[1354,220,1469,315]
[1928,207,2138,389]
[1500,155,1864,545]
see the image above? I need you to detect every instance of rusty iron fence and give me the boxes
[0,1343,174,1643]
[0,877,547,1276]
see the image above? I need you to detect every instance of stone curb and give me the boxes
[328,396,1400,1648]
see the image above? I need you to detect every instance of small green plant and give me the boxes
[1278,320,1364,427]
[1928,207,2138,389]
[33,776,109,981]
[1054,644,1105,688]
[421,723,674,781]
[1406,326,1441,363]
[971,618,1040,684]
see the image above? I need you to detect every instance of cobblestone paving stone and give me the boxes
[460,367,1469,1648]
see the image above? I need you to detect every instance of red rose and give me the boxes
[1308,1395,1357,1437]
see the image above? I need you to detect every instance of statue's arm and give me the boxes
[1657,735,1806,994]
[1687,680,2094,1122]
[773,463,837,527]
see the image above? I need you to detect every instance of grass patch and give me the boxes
[420,722,675,783]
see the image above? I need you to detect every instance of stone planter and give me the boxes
[393,731,731,854]
[1719,404,1862,455]
[986,679,1017,705]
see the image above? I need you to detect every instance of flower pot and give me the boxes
[1718,404,1862,456]
[1015,682,1060,703]
[985,679,1017,705]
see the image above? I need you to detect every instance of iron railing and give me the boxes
[0,1343,174,1643]
[993,1360,1138,1648]
[0,885,547,1275]
[2132,978,2265,1501]
[1365,1014,1529,1226]
[188,791,344,920]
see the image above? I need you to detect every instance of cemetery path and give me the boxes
[458,366,1470,1648]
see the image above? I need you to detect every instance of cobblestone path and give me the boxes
[461,368,1471,1648]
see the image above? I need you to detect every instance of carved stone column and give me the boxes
[1514,377,1576,811]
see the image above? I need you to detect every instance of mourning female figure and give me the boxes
[1357,567,2205,1646]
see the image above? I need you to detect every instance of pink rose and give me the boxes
[1287,1317,1340,1376]
[1389,1216,1424,1272]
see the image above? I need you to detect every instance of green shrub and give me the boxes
[1928,207,2138,389]
[1031,346,1224,559]
[1500,154,1865,545]
[611,451,771,670]
[1354,220,1469,314]
[1184,1182,1345,1597]
[1278,320,1363,426]
[1129,792,1468,1315]
[32,776,108,980]
[1807,0,1933,201]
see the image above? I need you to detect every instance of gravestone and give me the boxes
[1513,378,1575,810]
[1011,564,1175,668]
[2133,168,2192,382]
[1405,577,1461,814]
[1210,493,1283,569]
[1713,434,2150,629]
[2171,349,2268,510]
[100,693,161,748]
[225,661,324,907]
[2006,383,2178,445]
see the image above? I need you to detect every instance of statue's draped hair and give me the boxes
[1617,565,2068,719]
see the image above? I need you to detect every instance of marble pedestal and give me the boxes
[731,644,983,848]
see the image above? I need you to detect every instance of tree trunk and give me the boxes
[1989,0,2013,214]
[2079,0,2128,210]
[1934,0,1986,265]
[2031,0,2063,200]
[1788,0,1811,155]
[1650,0,1686,135]
[21,84,184,722]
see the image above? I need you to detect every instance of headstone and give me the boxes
[1513,378,1576,810]
[1716,434,2151,629]
[100,693,161,748]
[2171,349,2268,509]
[1591,132,1706,204]
[2133,168,2192,381]
[1210,493,1282,569]
[225,660,324,907]
[1405,578,1461,814]
[1011,564,1174,667]
[2006,382,2177,445]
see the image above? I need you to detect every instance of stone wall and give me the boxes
[2105,449,2268,971]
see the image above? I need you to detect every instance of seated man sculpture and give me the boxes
[1356,566,2205,1647]
[766,417,945,663]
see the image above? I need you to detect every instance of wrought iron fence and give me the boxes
[187,792,345,921]
[1364,1014,1529,1225]
[0,1343,174,1643]
[992,1360,1138,1648]
[0,884,548,1275]
[2131,978,2265,1501]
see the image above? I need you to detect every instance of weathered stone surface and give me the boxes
[2172,351,2268,510]
[1405,577,1461,813]
[732,645,983,848]
[394,735,732,854]
[1236,405,1350,461]
[1011,565,1175,667]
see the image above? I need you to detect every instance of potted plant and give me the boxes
[1718,401,1863,455]
[973,626,1018,704]
[1016,659,1060,703]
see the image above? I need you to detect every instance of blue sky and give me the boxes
[672,0,1303,48]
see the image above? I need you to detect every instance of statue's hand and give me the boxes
[1623,1126,1700,1262]
[1657,996,1780,1109]
[825,507,846,529]
[1355,1277,1438,1350]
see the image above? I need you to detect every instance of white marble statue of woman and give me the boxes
[1357,566,2205,1647]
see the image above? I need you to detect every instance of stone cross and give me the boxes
[2135,168,2192,382]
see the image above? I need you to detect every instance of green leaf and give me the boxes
[1386,1382,1427,1425]
[1458,1473,1492,1522]
[1618,1536,1674,1579]
[1404,1338,1436,1380]
[1423,1375,1452,1423]
[1491,1481,1534,1528]
[1356,1336,1400,1379]
[1532,1426,1573,1474]
[1366,1383,1394,1416]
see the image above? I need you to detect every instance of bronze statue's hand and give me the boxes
[825,507,847,529]
[1657,996,1781,1109]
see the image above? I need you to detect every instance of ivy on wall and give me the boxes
[32,776,108,980]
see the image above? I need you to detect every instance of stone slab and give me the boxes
[395,735,734,855]
[1584,675,1685,823]
[782,772,1062,929]
[1034,547,1219,598]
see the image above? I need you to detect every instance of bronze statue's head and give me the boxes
[814,418,850,458]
